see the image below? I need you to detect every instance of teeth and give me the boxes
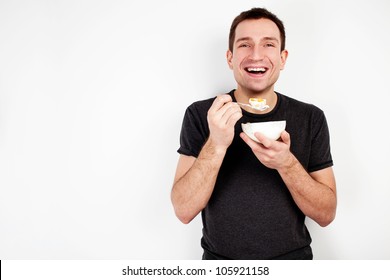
[247,67,266,72]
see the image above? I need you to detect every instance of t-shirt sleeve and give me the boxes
[177,103,209,158]
[308,109,333,173]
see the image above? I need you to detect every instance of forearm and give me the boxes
[278,154,337,227]
[171,139,226,224]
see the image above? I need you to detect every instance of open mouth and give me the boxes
[245,67,267,75]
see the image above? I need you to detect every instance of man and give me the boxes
[171,7,337,260]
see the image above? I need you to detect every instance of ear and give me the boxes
[226,50,233,70]
[280,49,288,70]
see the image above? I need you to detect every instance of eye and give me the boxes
[239,43,250,48]
[265,43,275,47]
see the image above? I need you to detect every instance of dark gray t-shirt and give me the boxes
[177,90,333,259]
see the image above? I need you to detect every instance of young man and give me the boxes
[171,8,337,260]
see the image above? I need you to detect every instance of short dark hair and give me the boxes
[229,7,286,52]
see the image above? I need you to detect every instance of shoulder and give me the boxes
[280,93,322,112]
[279,93,325,119]
[180,96,216,133]
[186,96,216,115]
[186,90,235,115]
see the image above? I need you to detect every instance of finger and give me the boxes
[209,96,234,122]
[240,132,264,151]
[222,103,242,125]
[280,131,290,146]
[254,132,272,148]
[226,108,243,127]
[209,94,233,114]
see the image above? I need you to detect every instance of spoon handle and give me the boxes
[236,102,252,108]
[236,102,270,111]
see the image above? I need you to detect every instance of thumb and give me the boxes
[280,131,290,145]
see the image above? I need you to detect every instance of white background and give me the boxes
[0,0,389,259]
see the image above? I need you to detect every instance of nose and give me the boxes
[249,44,265,61]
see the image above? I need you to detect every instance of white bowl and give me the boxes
[241,120,286,142]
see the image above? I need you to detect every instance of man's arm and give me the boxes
[171,142,226,224]
[240,131,337,227]
[278,157,336,227]
[171,95,242,224]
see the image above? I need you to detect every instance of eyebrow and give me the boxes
[235,36,280,44]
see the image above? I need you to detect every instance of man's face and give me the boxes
[227,18,288,95]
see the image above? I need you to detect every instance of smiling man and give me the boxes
[171,8,337,260]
